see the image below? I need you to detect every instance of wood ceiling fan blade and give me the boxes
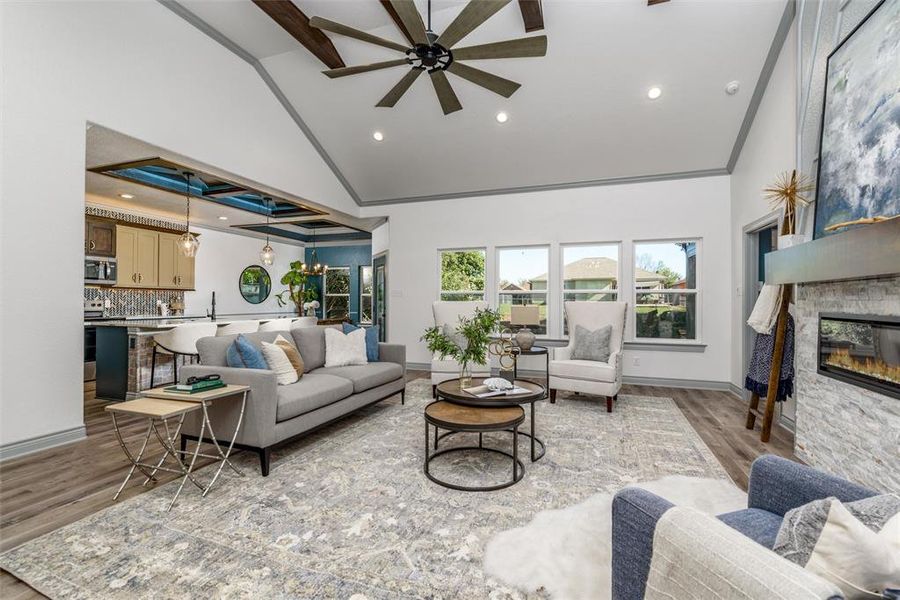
[388,0,428,45]
[446,62,520,98]
[323,59,409,78]
[309,17,410,53]
[436,0,512,49]
[648,0,670,5]
[451,35,547,60]
[376,68,424,107]
[429,70,463,115]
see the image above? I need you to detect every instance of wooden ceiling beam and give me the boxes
[379,0,416,47]
[517,0,544,33]
[252,0,345,69]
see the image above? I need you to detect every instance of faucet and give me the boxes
[207,291,217,321]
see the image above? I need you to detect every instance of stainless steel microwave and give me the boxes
[85,256,117,285]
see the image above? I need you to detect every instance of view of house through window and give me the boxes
[498,246,548,335]
[359,266,373,324]
[439,249,485,301]
[633,241,698,340]
[324,267,350,320]
[562,244,619,335]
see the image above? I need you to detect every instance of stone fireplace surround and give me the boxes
[794,275,900,492]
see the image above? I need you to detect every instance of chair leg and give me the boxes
[606,396,613,413]
[173,353,179,385]
[150,345,157,388]
[259,448,271,477]
[401,388,406,405]
[614,394,618,402]
[549,389,557,404]
[432,384,436,399]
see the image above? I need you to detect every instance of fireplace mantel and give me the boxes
[766,218,900,285]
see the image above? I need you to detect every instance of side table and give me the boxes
[512,345,550,401]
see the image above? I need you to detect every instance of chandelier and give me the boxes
[301,229,327,276]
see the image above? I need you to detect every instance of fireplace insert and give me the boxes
[818,313,900,399]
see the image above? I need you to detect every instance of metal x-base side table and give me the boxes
[106,384,249,511]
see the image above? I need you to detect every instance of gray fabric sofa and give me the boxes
[179,327,406,476]
[611,455,877,600]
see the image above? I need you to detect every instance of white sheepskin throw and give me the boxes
[483,476,748,599]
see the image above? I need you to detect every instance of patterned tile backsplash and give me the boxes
[84,206,186,317]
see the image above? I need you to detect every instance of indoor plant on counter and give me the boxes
[422,307,502,388]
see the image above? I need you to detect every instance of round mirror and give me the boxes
[239,265,271,304]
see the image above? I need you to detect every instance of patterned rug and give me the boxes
[1,379,729,599]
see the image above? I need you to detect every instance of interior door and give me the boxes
[373,253,387,342]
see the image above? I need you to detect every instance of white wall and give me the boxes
[729,25,797,389]
[0,1,354,449]
[371,222,390,256]
[362,176,733,384]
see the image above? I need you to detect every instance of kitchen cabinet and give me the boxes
[85,216,116,257]
[116,225,158,287]
[158,232,195,289]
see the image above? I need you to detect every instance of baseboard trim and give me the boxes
[728,382,745,399]
[0,425,87,462]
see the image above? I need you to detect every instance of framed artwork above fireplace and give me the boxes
[813,0,900,239]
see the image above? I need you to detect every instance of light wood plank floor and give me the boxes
[0,374,793,598]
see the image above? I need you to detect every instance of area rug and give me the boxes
[1,380,731,599]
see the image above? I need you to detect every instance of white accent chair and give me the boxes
[151,322,219,387]
[430,301,491,398]
[258,318,294,332]
[215,320,259,336]
[549,301,627,412]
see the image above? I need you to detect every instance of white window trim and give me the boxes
[323,266,350,320]
[437,247,487,301]
[559,241,622,338]
[359,265,373,324]
[495,244,551,338]
[631,238,702,344]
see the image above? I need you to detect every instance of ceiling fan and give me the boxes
[310,0,547,115]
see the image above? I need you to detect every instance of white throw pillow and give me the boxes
[324,327,368,367]
[261,340,299,385]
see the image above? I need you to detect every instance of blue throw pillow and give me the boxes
[342,323,379,362]
[226,334,268,369]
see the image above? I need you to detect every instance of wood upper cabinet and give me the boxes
[115,225,158,288]
[115,226,138,286]
[158,232,196,290]
[85,216,116,257]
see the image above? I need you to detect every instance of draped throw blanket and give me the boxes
[644,506,843,600]
[745,314,795,401]
[747,284,783,334]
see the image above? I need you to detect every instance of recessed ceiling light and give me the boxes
[647,87,662,100]
[218,216,228,221]
[119,193,134,199]
[372,131,384,142]
[496,111,509,124]
[725,80,741,95]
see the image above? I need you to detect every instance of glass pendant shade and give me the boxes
[180,232,199,258]
[259,243,275,266]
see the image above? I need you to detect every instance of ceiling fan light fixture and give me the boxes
[495,111,509,123]
[373,130,384,142]
[647,86,662,100]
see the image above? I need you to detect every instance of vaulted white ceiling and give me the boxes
[176,0,789,204]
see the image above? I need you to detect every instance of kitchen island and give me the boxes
[91,314,305,401]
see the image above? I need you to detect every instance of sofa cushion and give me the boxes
[197,331,282,366]
[275,373,353,422]
[549,359,616,382]
[314,362,403,393]
[226,334,268,369]
[718,508,784,549]
[342,323,380,362]
[290,326,327,372]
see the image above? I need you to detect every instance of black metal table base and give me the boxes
[425,426,524,492]
[436,428,545,462]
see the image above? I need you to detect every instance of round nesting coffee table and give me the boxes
[435,378,546,462]
[424,401,525,492]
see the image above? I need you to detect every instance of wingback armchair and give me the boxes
[549,301,627,412]
[430,300,491,397]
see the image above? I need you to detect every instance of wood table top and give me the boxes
[105,398,203,419]
[424,401,525,430]
[139,384,250,403]
[436,378,545,405]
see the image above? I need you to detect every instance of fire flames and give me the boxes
[824,348,900,386]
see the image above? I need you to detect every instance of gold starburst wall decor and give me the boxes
[763,169,815,235]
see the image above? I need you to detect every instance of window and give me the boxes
[323,267,350,320]
[497,246,549,335]
[562,244,620,335]
[633,241,699,340]
[359,266,373,324]
[439,249,486,301]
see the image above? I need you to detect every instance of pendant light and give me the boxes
[302,229,327,276]
[259,197,276,266]
[180,171,200,257]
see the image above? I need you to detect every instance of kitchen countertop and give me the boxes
[85,313,303,330]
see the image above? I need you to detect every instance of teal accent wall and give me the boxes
[305,245,372,322]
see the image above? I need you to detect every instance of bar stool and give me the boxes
[215,320,259,336]
[258,318,293,332]
[151,322,218,387]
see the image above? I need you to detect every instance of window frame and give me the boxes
[495,244,551,337]
[358,265,373,324]
[559,241,622,338]
[631,238,702,344]
[437,247,487,301]
[323,266,351,320]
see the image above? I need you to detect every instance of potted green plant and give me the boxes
[421,307,502,388]
[275,261,311,316]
